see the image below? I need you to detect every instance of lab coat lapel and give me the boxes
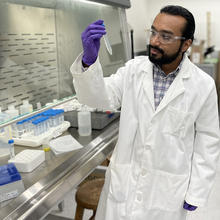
[155,58,191,115]
[142,63,155,111]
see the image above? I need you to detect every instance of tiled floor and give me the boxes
[47,159,220,220]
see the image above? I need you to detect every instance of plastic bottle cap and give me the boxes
[8,139,14,144]
[32,119,39,125]
[23,100,29,105]
[36,102,41,109]
[16,121,23,125]
[8,105,15,110]
[43,147,51,152]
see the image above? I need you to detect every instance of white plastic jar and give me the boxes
[77,111,91,136]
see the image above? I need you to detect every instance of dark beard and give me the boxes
[147,44,182,66]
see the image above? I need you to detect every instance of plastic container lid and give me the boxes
[23,100,29,105]
[16,119,26,125]
[32,119,40,125]
[0,163,21,186]
[41,116,49,122]
[56,109,64,115]
[8,139,14,144]
[42,109,53,117]
[8,105,16,110]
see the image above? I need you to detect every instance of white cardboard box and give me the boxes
[9,150,45,172]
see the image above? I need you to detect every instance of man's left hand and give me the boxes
[183,201,197,211]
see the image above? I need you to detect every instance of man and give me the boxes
[70,5,220,220]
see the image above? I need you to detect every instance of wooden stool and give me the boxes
[74,178,105,220]
[101,156,111,167]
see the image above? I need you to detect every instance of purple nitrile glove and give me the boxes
[183,201,197,211]
[81,20,106,66]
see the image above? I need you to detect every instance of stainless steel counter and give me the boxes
[0,119,119,220]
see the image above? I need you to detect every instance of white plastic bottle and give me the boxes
[5,105,19,119]
[0,107,9,125]
[77,111,92,136]
[36,102,42,110]
[0,107,9,136]
[20,100,33,115]
[5,105,19,138]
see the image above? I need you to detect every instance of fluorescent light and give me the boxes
[77,0,107,7]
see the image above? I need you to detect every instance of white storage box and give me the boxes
[0,163,24,203]
[8,150,45,173]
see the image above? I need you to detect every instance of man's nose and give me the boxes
[150,34,161,46]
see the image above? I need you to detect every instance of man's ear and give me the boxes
[182,39,192,53]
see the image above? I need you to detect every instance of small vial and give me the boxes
[22,119,29,134]
[56,110,62,126]
[32,119,40,136]
[26,118,33,134]
[45,116,50,131]
[42,139,51,152]
[42,110,53,127]
[41,116,49,133]
[61,109,64,123]
[51,112,58,127]
[58,109,64,125]
[101,23,112,55]
[16,121,24,137]
[36,102,42,109]
[8,139,15,158]
[38,119,43,134]
[55,110,60,126]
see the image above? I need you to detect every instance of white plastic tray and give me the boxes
[13,121,70,147]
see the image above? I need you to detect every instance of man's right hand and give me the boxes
[81,20,106,66]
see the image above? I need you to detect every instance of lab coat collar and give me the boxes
[141,54,192,114]
[142,59,155,111]
[140,54,191,78]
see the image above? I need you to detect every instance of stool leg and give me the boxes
[89,210,96,220]
[58,201,64,212]
[74,204,84,220]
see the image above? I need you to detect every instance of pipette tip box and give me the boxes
[0,163,24,203]
[8,150,45,173]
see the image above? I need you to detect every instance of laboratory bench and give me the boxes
[0,119,119,220]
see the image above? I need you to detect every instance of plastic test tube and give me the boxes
[32,119,40,136]
[59,109,64,124]
[41,116,49,133]
[55,109,64,126]
[101,23,112,55]
[8,139,15,158]
[42,109,53,127]
[16,121,24,137]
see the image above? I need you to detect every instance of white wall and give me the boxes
[126,0,149,53]
[126,0,220,52]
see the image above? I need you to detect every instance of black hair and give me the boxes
[160,5,195,41]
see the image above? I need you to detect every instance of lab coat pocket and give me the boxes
[162,106,187,136]
[107,163,131,203]
[150,170,188,211]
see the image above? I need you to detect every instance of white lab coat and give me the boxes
[70,54,220,220]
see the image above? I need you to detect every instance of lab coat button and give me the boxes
[145,145,150,150]
[136,193,142,202]
[141,169,147,176]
